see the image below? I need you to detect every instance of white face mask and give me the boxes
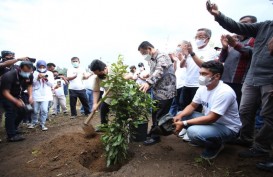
[38,68,46,73]
[176,47,182,53]
[198,75,213,86]
[195,39,207,48]
[143,54,152,61]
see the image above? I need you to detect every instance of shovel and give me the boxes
[82,88,111,137]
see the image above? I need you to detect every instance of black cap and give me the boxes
[1,50,15,58]
[20,61,34,69]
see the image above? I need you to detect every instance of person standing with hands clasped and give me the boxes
[28,60,54,131]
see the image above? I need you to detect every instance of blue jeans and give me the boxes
[169,87,183,116]
[32,101,49,126]
[183,112,238,148]
[80,89,93,113]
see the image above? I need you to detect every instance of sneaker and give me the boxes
[188,141,199,147]
[143,137,161,146]
[239,148,269,158]
[41,126,48,131]
[229,137,252,147]
[201,144,224,160]
[256,158,273,172]
[28,124,36,129]
[70,116,77,119]
[178,128,187,138]
[63,112,68,115]
[182,132,191,142]
[7,135,25,142]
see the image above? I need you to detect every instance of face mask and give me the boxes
[176,47,182,53]
[98,74,106,79]
[198,75,213,86]
[19,71,31,78]
[72,62,79,68]
[38,68,46,73]
[195,39,207,48]
[143,54,152,61]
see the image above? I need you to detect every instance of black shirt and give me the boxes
[0,69,33,98]
[0,61,18,77]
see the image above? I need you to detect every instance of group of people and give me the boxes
[0,1,272,172]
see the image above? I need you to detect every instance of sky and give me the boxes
[0,0,272,70]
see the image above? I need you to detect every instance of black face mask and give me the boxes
[98,74,106,79]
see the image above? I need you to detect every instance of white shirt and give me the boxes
[184,45,217,87]
[83,75,95,90]
[54,79,65,97]
[32,71,54,101]
[175,60,186,89]
[192,81,242,133]
[67,67,85,90]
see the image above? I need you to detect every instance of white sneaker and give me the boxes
[182,132,191,142]
[178,128,187,138]
[41,126,48,131]
[28,124,36,129]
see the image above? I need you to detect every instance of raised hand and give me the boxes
[220,35,228,49]
[206,1,220,16]
[226,35,237,47]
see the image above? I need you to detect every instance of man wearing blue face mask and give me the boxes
[0,61,34,142]
[138,41,176,146]
[173,60,241,160]
[67,57,92,119]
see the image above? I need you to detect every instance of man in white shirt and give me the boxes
[181,29,217,112]
[174,60,241,160]
[67,57,92,118]
[168,49,186,116]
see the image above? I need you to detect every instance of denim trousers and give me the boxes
[32,101,49,126]
[182,112,238,148]
[169,87,184,116]
[80,89,93,113]
[239,83,273,151]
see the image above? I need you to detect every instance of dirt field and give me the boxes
[0,114,272,177]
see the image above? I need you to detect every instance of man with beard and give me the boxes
[89,59,111,130]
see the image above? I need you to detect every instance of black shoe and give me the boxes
[201,144,224,160]
[143,138,160,146]
[229,137,252,147]
[7,135,26,142]
[239,148,269,158]
[256,159,273,172]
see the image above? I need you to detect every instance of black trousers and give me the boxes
[225,83,242,108]
[182,86,202,112]
[100,102,110,124]
[69,89,90,116]
[1,98,25,138]
[151,98,173,139]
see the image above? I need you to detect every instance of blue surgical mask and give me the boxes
[72,62,79,68]
[19,71,31,78]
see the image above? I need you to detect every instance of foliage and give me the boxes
[100,55,156,167]
[55,66,67,76]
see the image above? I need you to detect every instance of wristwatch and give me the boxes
[182,121,188,127]
[190,52,195,57]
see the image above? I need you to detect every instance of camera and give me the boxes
[24,104,34,113]
[28,58,36,63]
[55,76,61,79]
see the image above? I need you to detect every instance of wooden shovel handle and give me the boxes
[83,88,111,125]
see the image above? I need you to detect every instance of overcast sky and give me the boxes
[0,0,272,70]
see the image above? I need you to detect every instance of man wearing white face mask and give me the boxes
[180,30,217,114]
[138,41,176,146]
[173,60,241,160]
[67,57,92,119]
